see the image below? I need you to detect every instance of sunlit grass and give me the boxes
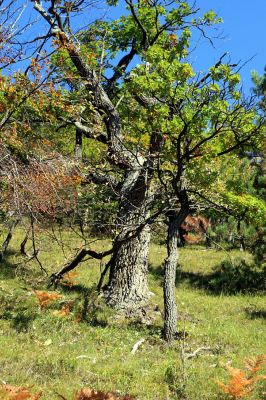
[0,225,265,399]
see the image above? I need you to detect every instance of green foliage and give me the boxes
[251,226,266,267]
[252,67,266,111]
[221,192,266,226]
[3,0,263,235]
[209,217,255,247]
[202,10,222,24]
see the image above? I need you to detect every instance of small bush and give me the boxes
[165,364,187,399]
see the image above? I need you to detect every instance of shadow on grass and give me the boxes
[10,311,37,332]
[59,283,108,327]
[127,321,190,343]
[150,259,266,295]
[127,320,162,337]
[245,308,266,320]
[59,282,91,295]
[150,264,211,290]
[149,263,164,283]
[0,307,38,332]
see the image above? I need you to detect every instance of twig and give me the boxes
[54,392,68,400]
[30,214,48,275]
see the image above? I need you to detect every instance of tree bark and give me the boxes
[104,225,151,309]
[20,230,29,256]
[103,170,152,310]
[163,209,189,342]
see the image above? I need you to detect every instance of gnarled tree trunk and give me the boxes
[32,2,164,310]
[104,171,152,309]
[104,225,151,309]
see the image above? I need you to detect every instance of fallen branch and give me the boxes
[131,338,145,355]
[184,346,212,360]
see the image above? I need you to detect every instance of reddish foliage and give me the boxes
[0,384,135,400]
[53,300,75,317]
[181,215,210,233]
[184,233,203,244]
[61,271,79,287]
[0,146,80,219]
[180,215,210,244]
[216,355,266,399]
[34,290,61,309]
[0,385,42,400]
[75,388,134,400]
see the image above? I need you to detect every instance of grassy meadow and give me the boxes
[0,225,265,399]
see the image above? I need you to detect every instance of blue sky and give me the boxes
[78,0,266,94]
[186,1,266,94]
[12,1,266,94]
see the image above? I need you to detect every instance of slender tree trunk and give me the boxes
[163,209,189,342]
[0,218,20,261]
[75,127,83,161]
[20,228,30,256]
[163,213,179,342]
[103,171,152,310]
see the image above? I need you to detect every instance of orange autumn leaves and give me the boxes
[34,290,61,309]
[217,354,266,399]
[0,386,134,400]
[0,385,42,400]
[61,271,79,287]
[34,272,78,310]
[34,290,75,318]
[52,300,75,317]
[74,388,134,400]
[33,272,79,318]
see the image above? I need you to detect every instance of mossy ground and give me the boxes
[0,226,265,399]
